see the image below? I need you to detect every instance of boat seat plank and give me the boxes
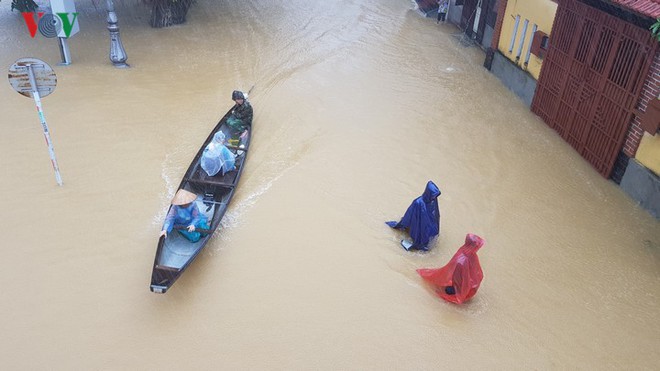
[186,156,243,187]
[155,265,180,272]
[186,178,236,187]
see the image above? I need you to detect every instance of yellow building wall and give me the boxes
[497,0,558,80]
[636,132,660,176]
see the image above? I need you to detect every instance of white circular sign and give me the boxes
[7,58,57,98]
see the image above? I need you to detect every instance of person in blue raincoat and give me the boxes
[200,131,236,177]
[160,189,210,243]
[386,181,441,251]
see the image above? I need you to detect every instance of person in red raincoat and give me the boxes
[416,233,485,304]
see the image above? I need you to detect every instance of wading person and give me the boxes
[226,90,253,137]
[437,0,449,23]
[386,180,441,251]
[200,131,236,177]
[417,233,485,304]
[160,189,210,243]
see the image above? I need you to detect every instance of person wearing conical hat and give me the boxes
[160,189,210,243]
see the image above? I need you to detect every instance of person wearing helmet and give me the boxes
[226,90,253,135]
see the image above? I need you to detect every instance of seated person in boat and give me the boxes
[200,131,236,177]
[226,90,253,136]
[160,189,210,243]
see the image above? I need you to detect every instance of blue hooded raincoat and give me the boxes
[162,203,209,243]
[200,131,236,177]
[386,181,441,251]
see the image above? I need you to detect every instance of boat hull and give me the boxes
[150,108,251,293]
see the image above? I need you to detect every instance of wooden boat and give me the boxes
[150,108,251,293]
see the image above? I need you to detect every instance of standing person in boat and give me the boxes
[417,233,485,304]
[386,180,441,251]
[159,189,210,243]
[226,90,253,137]
[200,131,236,177]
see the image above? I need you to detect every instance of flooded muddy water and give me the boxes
[1,0,658,369]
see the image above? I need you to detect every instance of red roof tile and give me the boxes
[609,0,660,19]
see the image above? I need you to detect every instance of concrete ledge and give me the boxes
[620,159,660,219]
[490,51,537,107]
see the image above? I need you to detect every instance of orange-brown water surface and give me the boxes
[1,0,658,369]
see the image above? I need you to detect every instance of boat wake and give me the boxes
[152,151,187,228]
[211,165,293,250]
[216,126,314,240]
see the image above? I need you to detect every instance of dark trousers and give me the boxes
[437,12,446,22]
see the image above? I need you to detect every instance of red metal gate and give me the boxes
[531,0,657,177]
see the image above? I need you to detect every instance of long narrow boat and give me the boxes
[150,107,251,293]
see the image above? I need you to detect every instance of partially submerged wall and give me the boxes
[490,51,537,107]
[621,159,660,218]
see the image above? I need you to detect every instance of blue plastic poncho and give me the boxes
[200,131,236,177]
[386,181,441,251]
[162,202,209,242]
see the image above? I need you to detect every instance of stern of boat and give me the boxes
[150,276,171,294]
[150,285,168,294]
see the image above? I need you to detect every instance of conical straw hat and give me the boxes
[171,189,197,205]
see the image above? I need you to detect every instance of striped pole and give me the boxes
[26,64,63,186]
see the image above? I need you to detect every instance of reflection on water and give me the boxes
[0,0,658,369]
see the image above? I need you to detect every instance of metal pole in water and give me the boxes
[106,0,129,68]
[58,37,72,65]
[26,64,63,186]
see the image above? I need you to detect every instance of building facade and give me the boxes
[415,1,500,50]
[413,0,659,217]
[488,0,660,218]
[486,0,558,106]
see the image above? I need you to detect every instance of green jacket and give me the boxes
[232,101,253,126]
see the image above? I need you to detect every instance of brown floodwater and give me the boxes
[1,0,658,369]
